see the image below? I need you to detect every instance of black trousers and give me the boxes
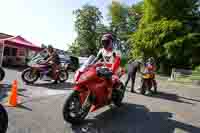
[124,71,137,91]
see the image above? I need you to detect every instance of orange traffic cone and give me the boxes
[5,80,18,107]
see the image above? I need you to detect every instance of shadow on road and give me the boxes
[4,66,26,72]
[148,91,194,105]
[0,83,27,102]
[28,82,74,90]
[71,103,200,133]
[178,96,200,103]
[17,104,32,111]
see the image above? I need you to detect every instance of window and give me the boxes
[11,48,17,56]
[4,47,10,56]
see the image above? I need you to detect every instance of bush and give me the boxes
[195,65,200,72]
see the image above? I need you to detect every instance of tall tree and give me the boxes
[95,23,111,49]
[131,0,200,74]
[70,4,102,56]
[108,1,128,41]
[127,1,144,32]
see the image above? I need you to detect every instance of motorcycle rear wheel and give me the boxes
[140,79,153,95]
[21,68,39,84]
[140,79,147,95]
[58,70,68,83]
[0,104,8,133]
[63,91,91,124]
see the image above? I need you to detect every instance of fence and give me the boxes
[170,68,192,80]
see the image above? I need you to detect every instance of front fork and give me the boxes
[30,68,40,78]
[74,86,93,111]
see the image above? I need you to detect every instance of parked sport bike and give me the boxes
[140,73,155,95]
[21,51,68,84]
[63,55,125,124]
[0,67,5,81]
[0,104,8,133]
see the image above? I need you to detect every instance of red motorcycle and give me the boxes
[63,55,125,124]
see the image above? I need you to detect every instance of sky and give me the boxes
[0,0,140,50]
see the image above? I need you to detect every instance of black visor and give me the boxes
[102,39,111,48]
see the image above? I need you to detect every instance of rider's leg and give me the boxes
[107,79,113,102]
[124,73,131,89]
[52,64,59,84]
[152,79,157,93]
[130,72,136,93]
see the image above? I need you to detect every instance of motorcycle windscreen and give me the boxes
[28,50,48,66]
[79,55,96,72]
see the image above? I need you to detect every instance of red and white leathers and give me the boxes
[96,48,121,74]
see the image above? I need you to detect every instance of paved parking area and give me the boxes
[1,68,200,133]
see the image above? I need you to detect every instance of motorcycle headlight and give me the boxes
[79,73,89,81]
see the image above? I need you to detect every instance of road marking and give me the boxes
[45,89,70,96]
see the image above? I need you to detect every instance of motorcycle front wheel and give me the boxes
[0,104,8,133]
[21,68,39,84]
[112,82,125,107]
[63,91,91,124]
[0,67,5,81]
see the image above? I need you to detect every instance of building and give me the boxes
[0,33,42,66]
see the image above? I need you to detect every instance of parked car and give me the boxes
[58,53,79,72]
[78,57,89,66]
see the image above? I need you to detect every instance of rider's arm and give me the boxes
[44,53,54,64]
[111,52,121,74]
[46,56,53,63]
[138,62,142,74]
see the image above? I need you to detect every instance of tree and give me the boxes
[69,4,102,56]
[108,1,129,41]
[68,42,80,56]
[130,0,200,74]
[95,23,111,49]
[127,1,144,32]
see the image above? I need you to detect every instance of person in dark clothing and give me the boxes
[44,45,60,84]
[124,59,142,93]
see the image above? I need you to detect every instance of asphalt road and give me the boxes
[1,68,200,133]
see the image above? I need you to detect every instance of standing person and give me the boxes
[124,59,142,93]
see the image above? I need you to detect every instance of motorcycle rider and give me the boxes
[93,33,121,102]
[144,57,157,93]
[44,45,60,84]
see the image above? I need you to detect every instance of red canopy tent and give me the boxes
[0,35,42,51]
[0,35,42,66]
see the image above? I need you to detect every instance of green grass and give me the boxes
[174,71,200,81]
[191,71,200,80]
